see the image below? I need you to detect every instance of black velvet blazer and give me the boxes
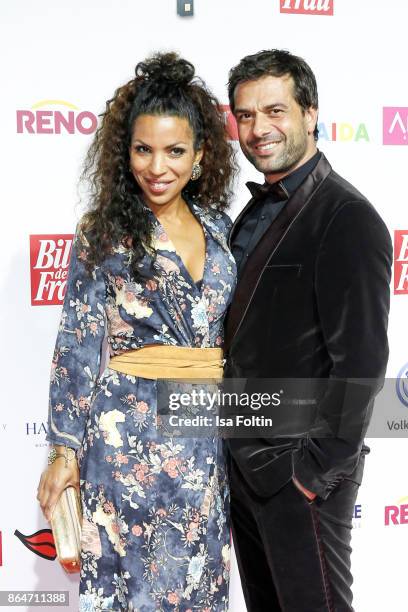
[224,153,392,499]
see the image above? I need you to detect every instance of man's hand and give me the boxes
[292,475,317,501]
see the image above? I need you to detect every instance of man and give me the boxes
[224,50,392,611]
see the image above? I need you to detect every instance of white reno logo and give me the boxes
[30,234,73,305]
[280,0,333,15]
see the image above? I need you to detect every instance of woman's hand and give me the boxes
[37,446,79,522]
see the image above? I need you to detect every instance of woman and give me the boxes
[37,52,237,610]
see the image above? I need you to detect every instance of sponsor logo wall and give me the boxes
[1,1,407,611]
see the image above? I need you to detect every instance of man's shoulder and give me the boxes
[309,158,390,244]
[314,168,391,251]
[321,166,369,206]
[316,163,385,225]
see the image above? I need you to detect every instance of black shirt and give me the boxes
[232,151,321,274]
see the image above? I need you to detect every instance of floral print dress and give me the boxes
[46,200,237,611]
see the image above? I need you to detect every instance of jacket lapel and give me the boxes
[225,154,332,350]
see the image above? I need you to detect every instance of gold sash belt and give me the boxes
[108,345,224,380]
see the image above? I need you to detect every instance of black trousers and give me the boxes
[230,460,359,612]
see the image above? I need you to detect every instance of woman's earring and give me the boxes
[191,163,202,181]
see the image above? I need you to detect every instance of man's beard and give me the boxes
[244,133,308,176]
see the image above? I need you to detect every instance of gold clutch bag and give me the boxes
[50,486,82,573]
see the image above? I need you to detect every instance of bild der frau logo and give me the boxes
[30,235,73,306]
[394,231,408,294]
[280,0,333,15]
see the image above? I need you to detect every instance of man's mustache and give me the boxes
[248,135,284,147]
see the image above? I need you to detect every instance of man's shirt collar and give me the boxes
[246,150,321,201]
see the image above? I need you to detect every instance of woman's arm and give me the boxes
[37,228,107,520]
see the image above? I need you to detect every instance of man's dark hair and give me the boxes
[228,49,319,140]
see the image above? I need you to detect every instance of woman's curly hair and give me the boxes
[80,52,237,277]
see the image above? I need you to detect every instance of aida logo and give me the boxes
[219,105,238,141]
[280,0,333,15]
[17,100,97,135]
[394,231,408,294]
[385,497,408,525]
[318,121,369,143]
[383,107,408,145]
[30,235,73,306]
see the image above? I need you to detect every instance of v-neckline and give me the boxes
[148,199,208,295]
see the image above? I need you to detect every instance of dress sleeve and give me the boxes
[46,229,107,449]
